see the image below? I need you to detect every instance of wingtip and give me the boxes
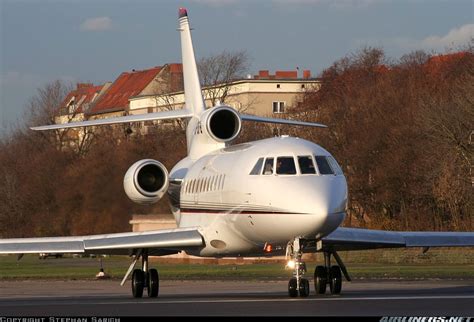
[179,7,188,18]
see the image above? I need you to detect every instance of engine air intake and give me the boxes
[207,107,241,142]
[123,159,169,204]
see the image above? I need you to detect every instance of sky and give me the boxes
[1,0,473,134]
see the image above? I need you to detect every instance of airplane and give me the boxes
[1,7,473,299]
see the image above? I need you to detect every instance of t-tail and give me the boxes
[30,7,327,160]
[178,8,205,117]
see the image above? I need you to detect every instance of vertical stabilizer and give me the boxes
[179,8,205,116]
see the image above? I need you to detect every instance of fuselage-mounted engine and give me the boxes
[201,106,242,143]
[123,159,169,204]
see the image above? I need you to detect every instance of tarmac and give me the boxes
[0,279,473,316]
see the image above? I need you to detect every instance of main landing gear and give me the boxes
[128,250,160,298]
[286,238,351,297]
[314,252,344,295]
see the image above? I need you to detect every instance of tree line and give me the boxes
[290,47,473,231]
[0,46,472,238]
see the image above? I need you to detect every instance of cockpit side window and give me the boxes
[249,157,264,175]
[315,155,335,175]
[327,156,343,175]
[262,157,274,175]
[298,156,316,174]
[276,157,297,175]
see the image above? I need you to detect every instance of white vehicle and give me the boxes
[1,8,473,298]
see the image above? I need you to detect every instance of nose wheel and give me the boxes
[285,241,349,298]
[288,277,310,297]
[286,238,310,298]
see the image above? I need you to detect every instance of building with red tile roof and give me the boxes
[59,83,111,116]
[129,68,320,117]
[88,63,183,117]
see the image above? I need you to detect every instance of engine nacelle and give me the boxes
[123,159,169,205]
[202,106,242,143]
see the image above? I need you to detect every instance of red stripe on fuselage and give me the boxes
[180,208,303,215]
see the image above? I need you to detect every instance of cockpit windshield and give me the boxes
[315,156,334,175]
[298,156,316,174]
[262,158,274,175]
[276,157,297,175]
[249,155,343,176]
[250,157,264,175]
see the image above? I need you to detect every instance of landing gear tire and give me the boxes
[132,269,145,298]
[314,265,327,295]
[299,278,310,297]
[147,268,159,298]
[329,265,342,295]
[288,277,298,297]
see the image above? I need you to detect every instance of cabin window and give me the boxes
[250,158,264,175]
[220,174,226,189]
[327,156,343,175]
[210,176,216,190]
[298,156,316,174]
[276,157,297,175]
[315,156,335,175]
[262,158,274,175]
[198,178,203,192]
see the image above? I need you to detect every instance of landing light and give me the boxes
[286,260,296,269]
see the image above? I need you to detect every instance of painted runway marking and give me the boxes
[1,294,473,306]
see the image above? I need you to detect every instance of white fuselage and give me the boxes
[168,136,348,257]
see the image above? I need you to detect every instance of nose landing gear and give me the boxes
[285,239,350,298]
[286,238,310,298]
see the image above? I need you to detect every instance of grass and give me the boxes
[1,253,473,280]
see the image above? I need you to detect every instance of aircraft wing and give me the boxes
[0,227,204,256]
[30,109,194,131]
[240,114,327,128]
[321,227,474,251]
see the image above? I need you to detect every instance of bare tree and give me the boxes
[24,80,97,153]
[198,50,250,107]
[26,80,71,127]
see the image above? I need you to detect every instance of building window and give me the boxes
[276,84,280,88]
[273,101,285,114]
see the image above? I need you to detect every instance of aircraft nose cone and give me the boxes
[307,176,347,235]
[310,177,347,214]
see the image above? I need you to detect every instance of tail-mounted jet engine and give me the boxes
[123,159,169,204]
[202,106,242,143]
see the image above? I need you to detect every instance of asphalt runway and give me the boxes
[0,279,473,316]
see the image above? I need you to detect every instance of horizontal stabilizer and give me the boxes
[241,114,327,128]
[31,109,193,131]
